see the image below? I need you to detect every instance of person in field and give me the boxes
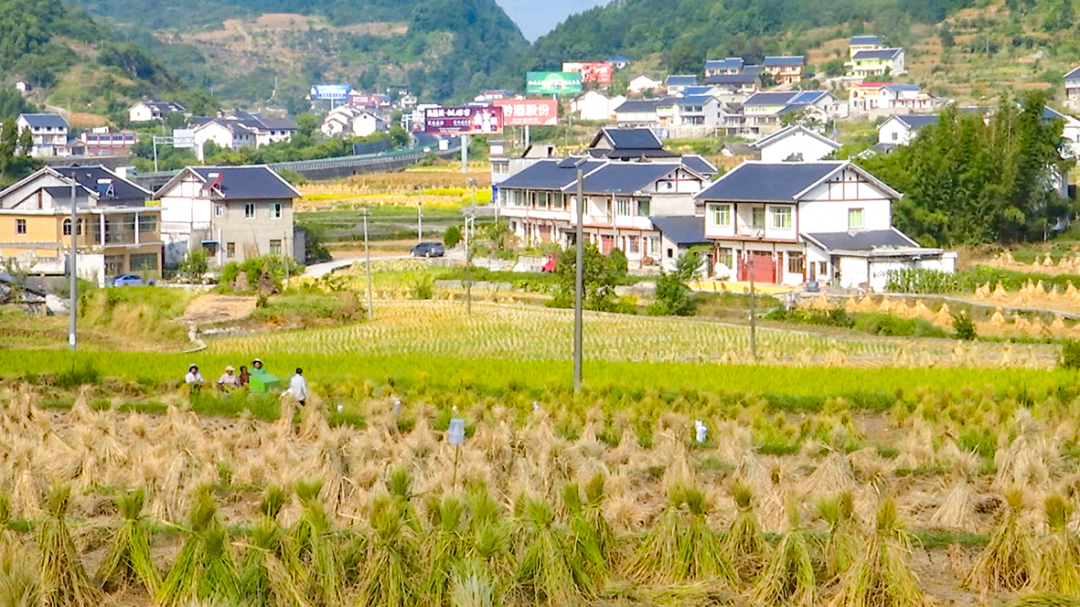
[238,365,250,387]
[288,368,308,406]
[217,366,239,389]
[184,365,204,384]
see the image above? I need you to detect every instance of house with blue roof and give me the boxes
[848,48,906,78]
[761,56,806,85]
[848,82,937,114]
[704,58,745,78]
[740,90,841,136]
[696,160,954,289]
[609,56,630,70]
[16,114,70,158]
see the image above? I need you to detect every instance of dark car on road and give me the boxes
[411,242,445,258]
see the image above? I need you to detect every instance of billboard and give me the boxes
[310,85,351,100]
[494,99,558,126]
[171,129,195,149]
[526,72,583,95]
[424,106,504,135]
[562,62,613,84]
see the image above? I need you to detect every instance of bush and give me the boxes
[853,313,948,338]
[1061,340,1080,369]
[443,225,462,248]
[177,249,208,284]
[952,310,977,340]
[248,293,364,326]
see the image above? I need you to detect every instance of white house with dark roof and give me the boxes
[848,35,885,59]
[128,100,186,123]
[876,114,940,148]
[762,56,806,84]
[704,72,761,94]
[848,48,906,78]
[153,165,303,265]
[1065,66,1080,108]
[191,111,297,160]
[16,114,69,157]
[848,82,935,114]
[665,75,698,95]
[628,74,662,93]
[704,58,745,78]
[739,91,841,136]
[750,125,840,162]
[695,160,954,289]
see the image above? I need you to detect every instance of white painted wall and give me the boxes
[877,118,914,145]
[797,168,893,234]
[128,104,156,122]
[156,175,214,264]
[759,131,838,162]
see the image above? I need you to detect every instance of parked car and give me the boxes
[411,242,445,258]
[112,274,155,287]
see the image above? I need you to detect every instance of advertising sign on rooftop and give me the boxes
[423,106,504,135]
[526,72,583,95]
[493,99,558,126]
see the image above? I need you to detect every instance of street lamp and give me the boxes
[573,156,588,391]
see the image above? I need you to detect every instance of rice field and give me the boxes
[206,300,1058,368]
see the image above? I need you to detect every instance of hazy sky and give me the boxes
[495,0,610,41]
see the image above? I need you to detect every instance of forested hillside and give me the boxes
[69,0,529,107]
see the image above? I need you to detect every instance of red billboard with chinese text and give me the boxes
[493,99,558,126]
[562,62,613,84]
[423,106,504,134]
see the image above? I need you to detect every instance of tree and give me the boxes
[552,244,625,312]
[649,249,703,316]
[17,126,31,157]
[177,249,209,283]
[0,118,18,182]
[443,225,462,248]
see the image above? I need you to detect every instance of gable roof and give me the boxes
[681,154,719,175]
[614,99,668,113]
[852,48,903,61]
[743,91,799,106]
[695,161,902,203]
[675,95,716,107]
[609,55,630,63]
[749,125,840,151]
[572,163,691,195]
[649,215,710,245]
[849,35,881,45]
[497,159,605,190]
[803,228,919,251]
[54,166,152,201]
[18,114,68,129]
[154,166,302,200]
[763,56,805,67]
[883,114,939,131]
[134,100,186,113]
[883,84,920,92]
[665,75,698,86]
[704,73,760,86]
[592,127,663,150]
[1065,66,1080,80]
[680,86,720,97]
[1042,106,1078,123]
[704,57,744,71]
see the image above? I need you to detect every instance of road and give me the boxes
[302,249,469,278]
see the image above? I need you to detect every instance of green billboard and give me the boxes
[526,72,584,95]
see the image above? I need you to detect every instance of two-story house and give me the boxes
[0,166,162,284]
[191,111,298,160]
[1065,66,1080,109]
[665,75,698,95]
[16,114,69,157]
[875,114,939,150]
[848,48,906,78]
[750,125,840,162]
[586,128,680,160]
[847,82,935,113]
[495,159,708,267]
[704,72,761,94]
[703,58,745,78]
[321,106,385,138]
[762,56,806,85]
[739,91,841,136]
[72,128,138,157]
[128,100,187,123]
[153,166,303,266]
[571,91,626,121]
[848,35,886,59]
[696,161,953,290]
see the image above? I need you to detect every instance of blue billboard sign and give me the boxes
[310,85,352,101]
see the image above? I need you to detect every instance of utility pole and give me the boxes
[573,157,587,391]
[464,215,475,315]
[68,177,77,351]
[417,185,423,242]
[749,254,757,361]
[461,134,468,174]
[363,208,373,321]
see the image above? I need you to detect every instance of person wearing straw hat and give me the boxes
[217,365,239,389]
[184,364,204,385]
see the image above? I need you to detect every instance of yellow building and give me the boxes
[0,166,162,284]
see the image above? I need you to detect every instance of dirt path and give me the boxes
[180,293,257,324]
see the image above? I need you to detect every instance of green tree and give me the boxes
[177,249,209,283]
[443,225,462,248]
[17,127,32,157]
[0,118,18,182]
[649,249,703,316]
[552,244,624,312]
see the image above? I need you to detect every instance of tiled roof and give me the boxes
[18,114,68,129]
[696,161,844,202]
[649,215,709,245]
[169,166,302,200]
[704,57,744,70]
[665,75,698,86]
[852,48,903,61]
[763,56,805,67]
[804,229,919,251]
[497,159,604,190]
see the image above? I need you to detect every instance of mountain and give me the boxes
[69,0,530,108]
[495,0,610,41]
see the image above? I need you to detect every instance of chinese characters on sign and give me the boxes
[525,72,584,95]
[493,99,558,126]
[423,106,504,134]
[561,62,613,84]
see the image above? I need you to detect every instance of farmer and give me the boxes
[184,364,204,385]
[288,368,308,406]
[237,365,251,387]
[251,358,266,375]
[217,366,239,389]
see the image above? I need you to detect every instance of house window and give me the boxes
[552,194,564,210]
[717,247,734,269]
[709,204,732,227]
[616,199,631,216]
[628,236,640,254]
[849,208,864,229]
[271,203,282,219]
[15,219,25,235]
[891,131,898,141]
[771,206,792,229]
[787,252,804,274]
[226,242,236,258]
[649,237,660,255]
[215,205,224,217]
[63,219,82,236]
[667,248,675,259]
[637,199,650,216]
[751,207,765,229]
[130,253,158,271]
[138,216,157,233]
[244,203,255,218]
[269,239,282,255]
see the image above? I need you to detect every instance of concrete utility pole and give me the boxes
[464,215,475,315]
[363,209,373,321]
[461,135,468,174]
[417,185,423,242]
[573,157,588,391]
[68,177,77,350]
[749,254,757,361]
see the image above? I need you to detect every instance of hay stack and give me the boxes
[857,295,876,312]
[933,303,953,328]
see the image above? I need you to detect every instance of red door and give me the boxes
[740,251,775,283]
[600,234,614,254]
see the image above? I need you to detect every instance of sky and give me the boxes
[495,0,611,41]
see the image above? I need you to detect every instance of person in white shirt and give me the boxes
[288,368,308,405]
[184,365,204,384]
[217,366,239,389]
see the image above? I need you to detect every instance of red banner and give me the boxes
[493,99,558,126]
[423,106,504,134]
[562,62,613,84]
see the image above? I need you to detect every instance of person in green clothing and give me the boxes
[251,358,266,375]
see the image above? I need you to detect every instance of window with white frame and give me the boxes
[771,206,792,229]
[552,193,564,209]
[848,208,864,229]
[270,203,282,219]
[538,192,549,208]
[751,206,765,228]
[649,237,660,256]
[215,205,224,217]
[244,203,255,218]
[717,247,734,269]
[709,203,732,226]
[616,198,631,216]
[787,251,804,274]
[628,236,640,254]
[637,198,650,216]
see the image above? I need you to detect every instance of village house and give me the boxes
[704,72,761,94]
[190,111,297,160]
[72,128,138,157]
[739,91,841,136]
[613,98,668,126]
[586,128,679,160]
[848,48,906,78]
[848,35,886,59]
[847,82,935,114]
[16,114,69,158]
[609,56,630,70]
[14,81,31,95]
[1065,66,1080,109]
[696,161,954,290]
[0,166,162,284]
[127,100,187,123]
[571,91,626,122]
[703,58,745,78]
[153,166,303,266]
[665,75,698,95]
[749,125,840,162]
[762,56,806,85]
[320,106,386,138]
[876,114,939,150]
[627,75,663,94]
